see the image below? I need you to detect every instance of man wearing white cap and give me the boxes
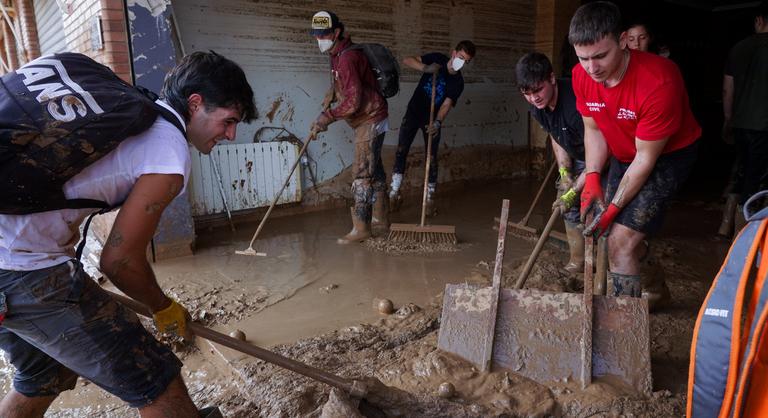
[310,10,390,244]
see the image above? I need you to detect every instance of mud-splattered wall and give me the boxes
[172,0,534,193]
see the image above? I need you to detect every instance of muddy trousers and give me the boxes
[351,123,387,223]
[392,110,441,184]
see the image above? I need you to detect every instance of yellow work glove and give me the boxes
[152,298,191,339]
[553,188,578,212]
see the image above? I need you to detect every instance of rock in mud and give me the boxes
[320,388,364,418]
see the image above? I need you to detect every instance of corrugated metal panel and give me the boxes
[189,142,302,216]
[33,0,67,55]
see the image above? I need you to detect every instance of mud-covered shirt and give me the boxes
[530,79,585,161]
[725,32,768,131]
[406,53,464,121]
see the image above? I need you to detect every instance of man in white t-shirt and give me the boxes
[0,51,256,417]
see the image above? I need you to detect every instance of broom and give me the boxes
[388,72,457,245]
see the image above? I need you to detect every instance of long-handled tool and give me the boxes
[389,72,457,245]
[506,161,557,239]
[107,290,368,397]
[235,131,316,256]
[513,206,562,289]
[210,156,236,232]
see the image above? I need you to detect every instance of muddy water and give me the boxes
[183,179,543,347]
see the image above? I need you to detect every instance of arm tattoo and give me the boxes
[106,230,124,248]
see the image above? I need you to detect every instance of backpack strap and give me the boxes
[731,222,768,417]
[687,218,767,418]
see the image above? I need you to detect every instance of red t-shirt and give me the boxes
[572,50,700,163]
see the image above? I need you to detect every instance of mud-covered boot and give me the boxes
[371,191,390,235]
[337,207,371,245]
[562,221,585,275]
[608,271,641,297]
[641,259,671,312]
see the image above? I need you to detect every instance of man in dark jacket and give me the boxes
[310,10,390,243]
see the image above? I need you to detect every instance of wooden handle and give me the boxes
[480,199,510,372]
[520,161,557,226]
[514,206,562,289]
[243,138,312,250]
[105,290,364,397]
[420,72,438,227]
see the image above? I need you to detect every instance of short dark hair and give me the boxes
[515,52,553,91]
[568,1,623,46]
[455,40,476,58]
[161,51,257,123]
[757,0,768,20]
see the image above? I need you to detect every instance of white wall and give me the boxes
[172,0,535,186]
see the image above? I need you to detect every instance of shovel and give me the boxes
[438,212,652,395]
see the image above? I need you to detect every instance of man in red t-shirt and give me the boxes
[568,1,700,309]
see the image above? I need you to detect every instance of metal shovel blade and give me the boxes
[438,284,652,396]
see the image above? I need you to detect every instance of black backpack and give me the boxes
[0,52,184,215]
[346,43,400,98]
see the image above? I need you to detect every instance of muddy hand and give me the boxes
[423,63,441,74]
[583,203,620,238]
[558,167,574,191]
[425,119,441,136]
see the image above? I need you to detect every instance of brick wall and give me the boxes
[62,0,131,82]
[16,0,40,61]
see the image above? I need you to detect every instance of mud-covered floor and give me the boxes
[0,178,730,417]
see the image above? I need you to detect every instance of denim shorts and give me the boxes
[605,142,698,235]
[0,261,182,407]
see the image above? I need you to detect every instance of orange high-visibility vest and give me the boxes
[688,191,768,418]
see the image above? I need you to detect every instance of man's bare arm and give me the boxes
[611,137,669,208]
[100,173,183,312]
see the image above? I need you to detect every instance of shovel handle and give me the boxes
[519,161,557,226]
[105,290,365,398]
[514,206,562,289]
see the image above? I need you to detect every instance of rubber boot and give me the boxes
[337,207,371,244]
[608,271,641,297]
[371,190,389,235]
[640,258,671,312]
[562,221,585,275]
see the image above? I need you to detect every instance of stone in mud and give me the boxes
[229,330,246,341]
[320,388,364,418]
[377,298,394,314]
[438,382,455,398]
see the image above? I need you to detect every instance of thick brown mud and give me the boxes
[0,179,729,417]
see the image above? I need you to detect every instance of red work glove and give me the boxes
[584,203,620,238]
[580,172,604,222]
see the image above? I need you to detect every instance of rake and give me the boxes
[388,72,457,245]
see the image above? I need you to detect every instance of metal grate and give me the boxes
[188,142,301,216]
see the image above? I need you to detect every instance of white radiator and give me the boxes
[188,142,302,216]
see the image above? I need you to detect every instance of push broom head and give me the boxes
[387,223,458,245]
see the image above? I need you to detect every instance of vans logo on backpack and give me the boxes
[17,58,104,122]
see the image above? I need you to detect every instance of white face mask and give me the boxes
[318,39,334,53]
[451,57,466,71]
